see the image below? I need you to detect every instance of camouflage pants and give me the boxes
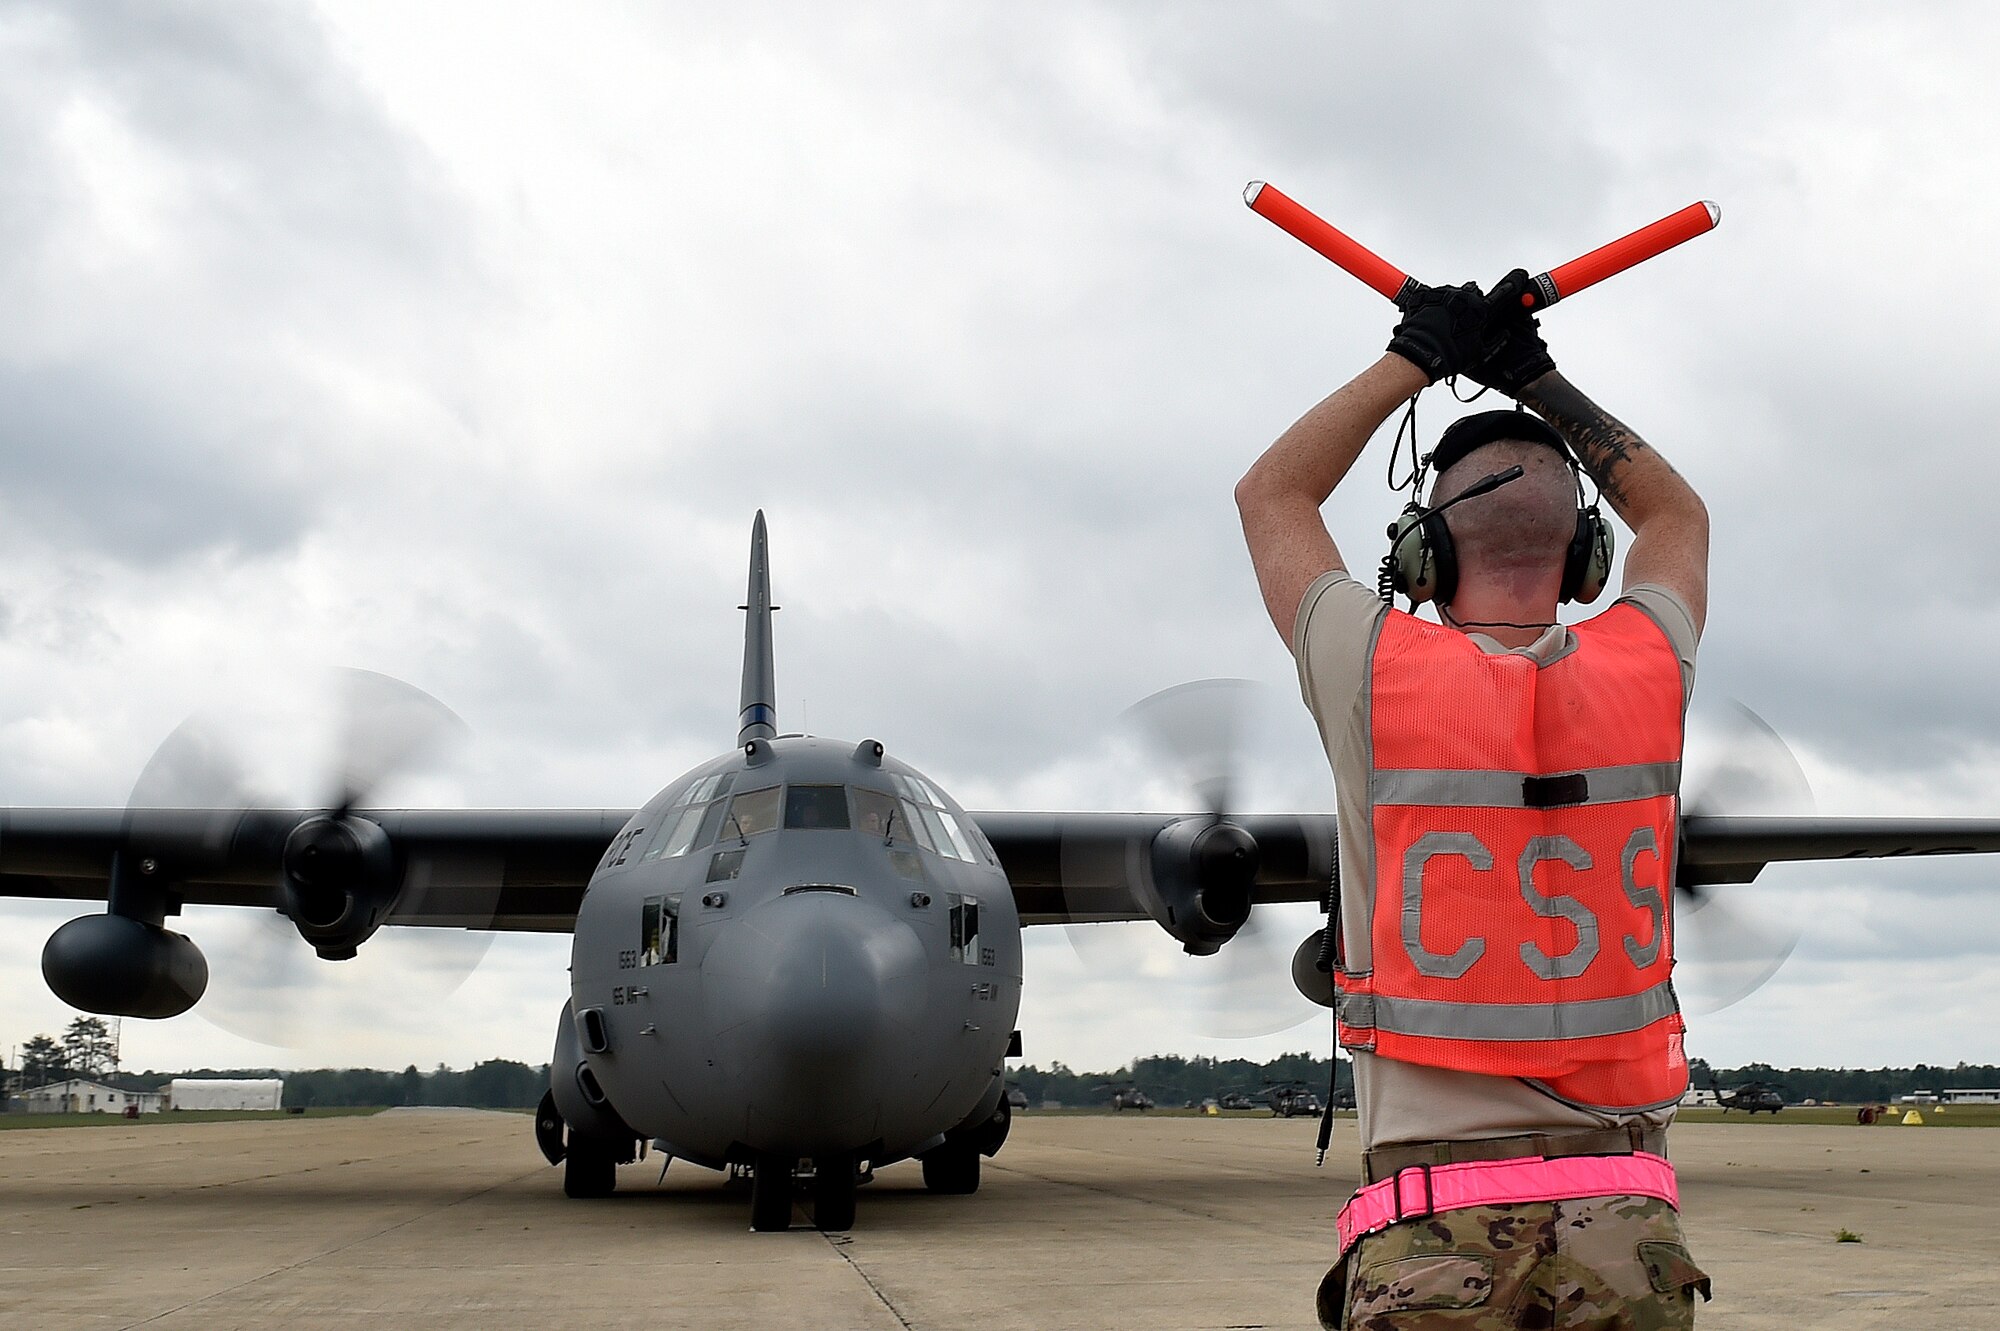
[1318,1195,1711,1329]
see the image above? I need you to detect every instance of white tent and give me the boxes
[165,1078,284,1111]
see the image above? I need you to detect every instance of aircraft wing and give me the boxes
[12,805,1997,934]
[974,811,1336,925]
[1678,814,2000,886]
[0,807,630,932]
[980,810,2000,925]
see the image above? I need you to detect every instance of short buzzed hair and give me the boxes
[1428,438,1577,577]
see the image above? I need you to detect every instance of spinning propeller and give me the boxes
[1675,699,1813,1014]
[1056,680,1813,1038]
[128,669,493,1047]
[1062,679,1318,1041]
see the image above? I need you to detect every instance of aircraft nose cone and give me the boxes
[756,898,906,1063]
[702,891,928,1143]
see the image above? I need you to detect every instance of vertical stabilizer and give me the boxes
[737,511,778,745]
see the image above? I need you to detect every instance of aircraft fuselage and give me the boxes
[564,734,1023,1173]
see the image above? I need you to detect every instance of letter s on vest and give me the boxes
[1335,604,1689,1113]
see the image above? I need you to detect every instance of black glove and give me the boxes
[1464,268,1556,397]
[1386,282,1489,383]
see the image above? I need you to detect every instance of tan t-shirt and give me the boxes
[1293,570,1700,1151]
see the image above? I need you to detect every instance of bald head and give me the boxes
[1428,438,1577,581]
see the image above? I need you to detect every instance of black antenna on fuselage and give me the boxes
[737,510,779,746]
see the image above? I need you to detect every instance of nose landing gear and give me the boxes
[564,1136,620,1199]
[920,1142,980,1194]
[749,1152,795,1231]
[747,1153,862,1231]
[811,1153,857,1231]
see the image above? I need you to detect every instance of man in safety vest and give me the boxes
[1235,279,1714,1329]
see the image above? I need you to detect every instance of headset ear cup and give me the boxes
[1389,507,1453,605]
[1425,512,1458,606]
[1388,508,1430,603]
[1563,507,1615,604]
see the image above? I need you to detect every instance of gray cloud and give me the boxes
[0,0,481,564]
[3,3,2000,1074]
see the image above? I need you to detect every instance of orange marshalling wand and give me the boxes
[1244,182,1719,310]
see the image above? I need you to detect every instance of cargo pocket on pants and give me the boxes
[1638,1240,1713,1304]
[1347,1253,1495,1320]
[1315,1249,1351,1330]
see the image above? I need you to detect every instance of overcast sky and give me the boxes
[5,2,2000,1081]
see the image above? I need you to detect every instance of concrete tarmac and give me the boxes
[2,1109,1996,1329]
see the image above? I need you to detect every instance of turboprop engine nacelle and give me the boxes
[281,814,400,960]
[1144,818,1259,956]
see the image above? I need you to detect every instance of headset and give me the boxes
[1383,409,1613,608]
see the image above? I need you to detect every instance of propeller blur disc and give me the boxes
[1060,679,1318,1041]
[128,669,491,1048]
[1676,699,1814,1015]
[1126,678,1255,817]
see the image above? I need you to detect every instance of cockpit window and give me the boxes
[853,787,898,838]
[913,802,955,856]
[937,810,981,861]
[861,774,992,865]
[723,786,782,839]
[643,772,739,860]
[885,793,933,852]
[785,784,851,830]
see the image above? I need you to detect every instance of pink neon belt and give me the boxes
[1336,1151,1679,1257]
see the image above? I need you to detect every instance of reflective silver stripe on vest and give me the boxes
[1371,762,1681,808]
[1339,980,1678,1042]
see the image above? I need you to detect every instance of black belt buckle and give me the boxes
[1393,1163,1435,1223]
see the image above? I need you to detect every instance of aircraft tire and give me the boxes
[812,1154,857,1231]
[921,1144,980,1195]
[563,1138,617,1199]
[750,1153,794,1232]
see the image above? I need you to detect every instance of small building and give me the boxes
[166,1078,285,1111]
[1680,1088,1719,1107]
[20,1079,164,1115]
[1941,1088,2000,1105]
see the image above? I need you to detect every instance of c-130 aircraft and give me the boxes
[8,513,2000,1231]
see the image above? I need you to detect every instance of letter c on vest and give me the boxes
[1401,832,1490,979]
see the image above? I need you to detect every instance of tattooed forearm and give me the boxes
[1519,370,1685,515]
[1517,372,1708,628]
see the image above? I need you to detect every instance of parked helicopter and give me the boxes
[1713,1078,1787,1115]
[1097,1083,1157,1113]
[1265,1079,1323,1118]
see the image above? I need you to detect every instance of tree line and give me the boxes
[1013,1053,2000,1108]
[10,1017,122,1088]
[1689,1060,2000,1104]
[13,1045,2000,1112]
[2,1044,549,1110]
[135,1061,552,1110]
[1012,1052,1351,1108]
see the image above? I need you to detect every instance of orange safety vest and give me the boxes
[1335,603,1689,1113]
